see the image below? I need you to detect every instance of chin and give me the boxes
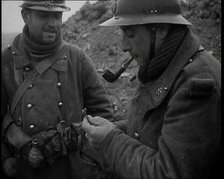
[43,32,58,42]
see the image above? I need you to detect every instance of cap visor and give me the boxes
[23,6,70,12]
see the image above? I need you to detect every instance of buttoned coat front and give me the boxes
[99,29,221,179]
[1,34,113,179]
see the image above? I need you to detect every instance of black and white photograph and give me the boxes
[1,0,221,179]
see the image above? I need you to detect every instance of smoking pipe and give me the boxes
[102,57,134,83]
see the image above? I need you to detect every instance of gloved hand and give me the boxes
[5,123,32,150]
[32,122,79,165]
[2,157,17,177]
[19,141,32,160]
[32,129,61,165]
[60,124,79,152]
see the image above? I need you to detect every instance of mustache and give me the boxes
[43,26,60,33]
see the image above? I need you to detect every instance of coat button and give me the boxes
[134,132,139,139]
[28,84,33,89]
[57,82,62,87]
[64,56,67,59]
[24,67,30,71]
[27,104,33,109]
[12,51,16,55]
[29,124,35,129]
[58,102,63,107]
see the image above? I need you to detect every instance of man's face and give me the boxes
[23,9,63,45]
[120,25,151,67]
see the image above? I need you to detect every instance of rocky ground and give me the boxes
[62,0,221,120]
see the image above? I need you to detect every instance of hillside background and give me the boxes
[2,0,221,120]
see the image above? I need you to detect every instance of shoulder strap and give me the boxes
[10,43,66,115]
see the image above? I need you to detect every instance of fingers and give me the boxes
[86,115,106,126]
[81,117,93,132]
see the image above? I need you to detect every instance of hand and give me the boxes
[33,130,62,164]
[2,157,17,177]
[81,115,116,149]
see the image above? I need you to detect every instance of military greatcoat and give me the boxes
[98,29,221,179]
[1,33,113,179]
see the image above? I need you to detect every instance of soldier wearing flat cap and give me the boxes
[1,1,114,179]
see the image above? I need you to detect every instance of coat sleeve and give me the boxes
[80,50,114,121]
[1,48,13,161]
[99,73,221,179]
[113,119,127,133]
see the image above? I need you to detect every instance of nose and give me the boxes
[122,35,131,52]
[48,16,58,27]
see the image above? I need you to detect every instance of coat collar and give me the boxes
[11,33,67,70]
[137,28,200,111]
[11,34,31,69]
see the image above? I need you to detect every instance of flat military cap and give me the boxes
[20,0,70,12]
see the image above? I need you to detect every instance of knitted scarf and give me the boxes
[138,25,188,84]
[23,25,62,61]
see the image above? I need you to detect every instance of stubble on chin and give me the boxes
[42,32,57,43]
[137,57,150,83]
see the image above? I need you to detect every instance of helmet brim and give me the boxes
[20,5,70,12]
[100,14,192,26]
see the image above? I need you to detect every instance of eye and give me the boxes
[54,12,62,19]
[125,30,134,38]
[36,11,48,18]
[121,27,135,38]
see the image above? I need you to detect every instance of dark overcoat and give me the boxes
[1,34,113,179]
[99,29,221,179]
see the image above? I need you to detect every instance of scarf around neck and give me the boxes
[23,25,62,61]
[138,25,188,84]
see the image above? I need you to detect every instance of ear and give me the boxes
[21,9,31,24]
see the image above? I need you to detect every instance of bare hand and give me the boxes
[81,115,116,149]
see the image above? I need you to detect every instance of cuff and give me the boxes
[2,114,14,132]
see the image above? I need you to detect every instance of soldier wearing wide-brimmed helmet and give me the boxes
[81,0,221,179]
[1,1,114,179]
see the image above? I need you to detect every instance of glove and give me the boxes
[32,122,79,165]
[59,124,79,153]
[5,123,32,150]
[2,157,17,177]
[33,129,62,165]
[19,141,32,160]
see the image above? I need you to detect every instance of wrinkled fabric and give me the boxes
[1,32,114,179]
[138,25,187,83]
[22,25,62,61]
[99,29,221,179]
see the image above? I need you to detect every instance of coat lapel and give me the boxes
[128,29,200,126]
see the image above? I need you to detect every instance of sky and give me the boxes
[2,1,96,33]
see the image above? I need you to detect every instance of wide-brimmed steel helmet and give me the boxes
[20,0,70,12]
[100,0,192,26]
